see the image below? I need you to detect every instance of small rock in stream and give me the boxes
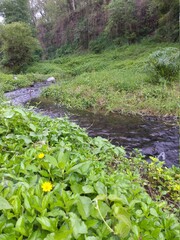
[46,77,56,83]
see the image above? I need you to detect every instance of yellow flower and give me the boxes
[41,182,53,192]
[38,153,45,159]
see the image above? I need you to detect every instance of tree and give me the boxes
[153,0,179,41]
[0,0,31,24]
[0,22,40,73]
[107,0,158,43]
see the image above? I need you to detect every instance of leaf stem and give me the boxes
[95,199,114,233]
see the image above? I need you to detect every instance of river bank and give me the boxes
[4,83,179,168]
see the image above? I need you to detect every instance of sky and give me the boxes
[0,16,4,23]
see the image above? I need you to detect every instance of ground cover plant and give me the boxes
[26,42,179,116]
[0,105,179,239]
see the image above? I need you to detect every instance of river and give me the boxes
[5,82,179,167]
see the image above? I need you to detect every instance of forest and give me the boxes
[0,0,179,239]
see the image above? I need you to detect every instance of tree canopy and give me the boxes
[0,0,31,24]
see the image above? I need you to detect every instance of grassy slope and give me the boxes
[27,42,180,116]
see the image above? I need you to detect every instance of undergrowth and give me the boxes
[37,43,180,116]
[0,105,179,239]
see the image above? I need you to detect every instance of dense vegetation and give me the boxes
[0,43,179,116]
[29,43,179,116]
[0,106,179,239]
[0,0,179,59]
[0,1,179,238]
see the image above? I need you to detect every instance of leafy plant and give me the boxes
[0,105,179,239]
[145,47,179,83]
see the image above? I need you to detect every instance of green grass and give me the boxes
[34,42,179,116]
[1,42,179,116]
[0,72,47,93]
[0,105,179,239]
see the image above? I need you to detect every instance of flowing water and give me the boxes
[5,82,179,167]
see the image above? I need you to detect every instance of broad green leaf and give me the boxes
[42,193,52,210]
[36,217,57,232]
[18,135,32,145]
[132,225,139,238]
[29,123,37,132]
[94,182,107,195]
[0,234,16,240]
[68,161,91,175]
[9,195,21,215]
[112,204,131,238]
[0,196,12,210]
[15,216,28,236]
[3,110,15,119]
[150,208,158,217]
[69,212,88,239]
[91,201,110,219]
[44,233,55,240]
[82,185,94,193]
[54,229,72,240]
[44,155,58,167]
[85,219,99,228]
[39,170,50,177]
[28,230,46,240]
[114,221,131,238]
[94,194,107,201]
[57,151,70,170]
[77,196,92,220]
[108,194,123,203]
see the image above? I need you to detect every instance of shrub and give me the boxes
[146,47,179,83]
[0,22,40,73]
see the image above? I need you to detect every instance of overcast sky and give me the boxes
[0,16,4,23]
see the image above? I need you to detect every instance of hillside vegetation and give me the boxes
[26,42,179,116]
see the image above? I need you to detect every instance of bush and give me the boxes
[0,22,40,73]
[146,47,179,83]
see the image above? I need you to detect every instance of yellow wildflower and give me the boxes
[41,182,53,192]
[38,153,45,159]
